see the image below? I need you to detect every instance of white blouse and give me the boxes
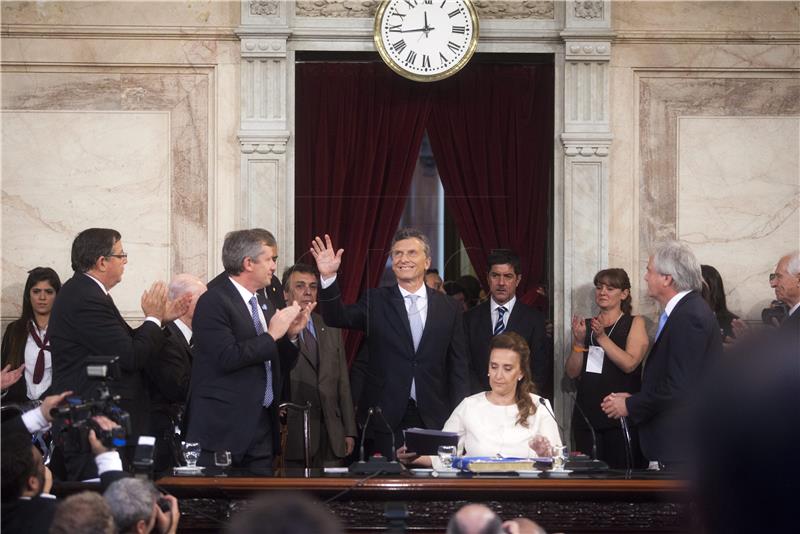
[441,392,562,459]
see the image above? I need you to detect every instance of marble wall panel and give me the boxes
[677,116,800,318]
[1,67,212,321]
[1,110,170,318]
[637,74,800,320]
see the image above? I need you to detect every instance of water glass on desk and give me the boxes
[551,445,568,471]
[214,450,232,474]
[182,441,200,468]
[437,445,457,469]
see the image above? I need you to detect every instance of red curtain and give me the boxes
[427,63,553,304]
[295,63,431,357]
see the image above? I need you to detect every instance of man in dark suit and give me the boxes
[464,249,549,398]
[311,229,469,458]
[146,274,206,472]
[281,264,357,468]
[50,228,188,480]
[186,229,310,474]
[602,241,722,466]
[769,251,800,331]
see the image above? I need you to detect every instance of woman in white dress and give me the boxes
[399,332,562,466]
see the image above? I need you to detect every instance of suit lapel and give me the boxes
[79,274,131,332]
[221,278,258,335]
[415,286,438,355]
[390,286,415,353]
[299,315,319,372]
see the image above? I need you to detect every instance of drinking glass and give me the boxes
[437,445,457,469]
[182,441,201,468]
[551,445,568,471]
[214,450,232,473]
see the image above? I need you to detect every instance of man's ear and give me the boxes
[26,474,41,494]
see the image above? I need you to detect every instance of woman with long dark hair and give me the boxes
[566,268,649,468]
[1,267,62,404]
[701,264,740,341]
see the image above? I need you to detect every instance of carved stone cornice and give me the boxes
[564,41,610,61]
[560,133,612,157]
[240,36,288,58]
[573,1,604,20]
[239,133,290,155]
[250,1,280,17]
[294,0,555,19]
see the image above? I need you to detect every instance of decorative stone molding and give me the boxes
[561,134,612,157]
[294,0,554,19]
[239,135,290,155]
[565,41,610,61]
[573,1,603,20]
[250,1,279,16]
[240,37,287,58]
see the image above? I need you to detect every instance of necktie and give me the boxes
[249,296,273,407]
[494,306,507,336]
[27,321,49,384]
[655,311,668,340]
[302,324,318,368]
[406,295,424,401]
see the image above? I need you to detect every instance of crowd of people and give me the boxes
[1,224,798,533]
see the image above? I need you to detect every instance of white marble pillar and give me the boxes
[555,0,613,431]
[237,0,294,259]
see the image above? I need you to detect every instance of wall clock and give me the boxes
[374,0,479,82]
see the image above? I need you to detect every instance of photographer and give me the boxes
[104,478,179,534]
[1,392,127,534]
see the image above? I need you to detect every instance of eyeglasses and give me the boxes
[105,253,128,260]
[769,273,779,282]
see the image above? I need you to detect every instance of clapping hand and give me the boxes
[287,301,317,338]
[267,302,302,340]
[310,234,344,278]
[590,317,607,340]
[571,315,587,344]
[1,364,24,390]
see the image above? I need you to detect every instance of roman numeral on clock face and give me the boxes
[393,40,407,53]
[452,25,465,34]
[447,41,460,53]
[405,50,418,65]
[422,55,431,68]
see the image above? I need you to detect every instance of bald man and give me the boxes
[447,504,504,534]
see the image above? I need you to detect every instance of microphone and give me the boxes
[373,407,396,462]
[358,407,375,463]
[538,397,609,472]
[537,397,566,446]
[566,390,598,460]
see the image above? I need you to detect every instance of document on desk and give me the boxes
[403,428,459,455]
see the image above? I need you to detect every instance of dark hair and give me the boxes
[281,263,318,289]
[4,267,62,369]
[50,491,116,534]
[701,264,738,326]
[593,268,633,314]
[222,228,277,276]
[71,228,121,272]
[487,249,521,275]
[456,275,481,307]
[443,280,466,297]
[390,228,431,259]
[226,493,343,534]
[425,268,440,275]
[489,332,537,427]
[1,430,37,501]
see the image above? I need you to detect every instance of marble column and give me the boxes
[237,0,294,260]
[555,0,613,432]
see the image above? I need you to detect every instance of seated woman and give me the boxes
[400,332,561,467]
[565,268,648,469]
[1,267,62,405]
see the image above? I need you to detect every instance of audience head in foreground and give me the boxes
[104,478,179,534]
[226,492,343,534]
[49,491,115,534]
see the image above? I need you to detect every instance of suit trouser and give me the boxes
[199,407,273,476]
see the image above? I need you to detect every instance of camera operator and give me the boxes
[104,478,180,534]
[1,392,127,533]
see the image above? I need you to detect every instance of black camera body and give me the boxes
[51,356,131,451]
[762,300,789,326]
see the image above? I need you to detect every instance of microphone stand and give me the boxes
[567,391,599,461]
[279,401,312,477]
[349,407,403,474]
[620,416,634,476]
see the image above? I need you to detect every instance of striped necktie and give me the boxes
[249,296,273,407]
[494,306,507,336]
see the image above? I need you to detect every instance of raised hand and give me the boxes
[267,302,302,341]
[287,301,317,338]
[571,315,587,344]
[141,281,169,320]
[163,292,191,323]
[590,317,607,340]
[1,363,25,390]
[40,390,73,422]
[310,234,343,278]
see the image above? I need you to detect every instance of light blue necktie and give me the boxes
[493,306,507,336]
[655,311,668,340]
[249,296,273,407]
[407,295,423,401]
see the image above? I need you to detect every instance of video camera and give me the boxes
[51,356,131,450]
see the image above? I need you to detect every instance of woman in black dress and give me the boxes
[701,264,740,342]
[565,268,649,468]
[1,267,62,404]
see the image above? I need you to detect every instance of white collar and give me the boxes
[173,318,192,344]
[664,290,691,316]
[229,276,258,304]
[491,296,516,313]
[398,284,427,300]
[83,272,109,295]
[789,302,800,317]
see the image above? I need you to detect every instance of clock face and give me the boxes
[375,0,479,82]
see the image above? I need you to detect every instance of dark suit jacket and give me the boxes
[1,496,57,534]
[626,291,722,463]
[319,280,469,431]
[50,273,166,437]
[463,299,548,397]
[285,313,357,462]
[0,321,40,405]
[186,277,298,455]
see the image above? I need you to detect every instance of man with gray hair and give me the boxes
[187,229,311,474]
[602,241,722,467]
[103,478,179,534]
[769,250,800,331]
[147,274,207,472]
